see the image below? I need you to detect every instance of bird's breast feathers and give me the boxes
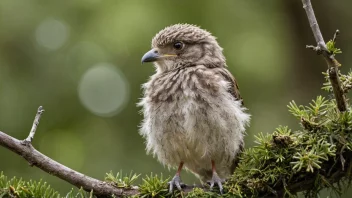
[138,65,250,178]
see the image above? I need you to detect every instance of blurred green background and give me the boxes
[1,0,352,196]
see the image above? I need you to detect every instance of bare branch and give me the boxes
[332,29,340,43]
[0,107,207,197]
[301,0,347,112]
[0,107,139,197]
[0,1,350,197]
[302,0,326,51]
[22,106,44,144]
[306,45,322,54]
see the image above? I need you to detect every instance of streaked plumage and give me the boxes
[139,24,250,192]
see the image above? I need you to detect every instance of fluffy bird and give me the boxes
[139,24,250,193]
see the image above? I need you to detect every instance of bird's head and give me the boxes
[141,24,226,73]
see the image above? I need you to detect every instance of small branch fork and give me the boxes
[332,29,340,43]
[0,107,202,197]
[301,0,347,112]
[22,106,44,144]
[0,2,349,198]
[0,106,139,197]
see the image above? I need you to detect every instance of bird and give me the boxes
[138,24,250,193]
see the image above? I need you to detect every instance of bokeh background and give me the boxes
[1,0,352,196]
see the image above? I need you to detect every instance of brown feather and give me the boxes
[215,67,243,105]
[140,24,250,184]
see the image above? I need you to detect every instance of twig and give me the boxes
[0,2,349,197]
[0,107,139,197]
[22,106,44,144]
[306,45,321,54]
[0,131,139,197]
[0,107,207,197]
[301,0,347,112]
[332,29,340,43]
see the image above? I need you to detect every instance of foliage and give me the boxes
[0,172,94,198]
[323,71,352,93]
[225,90,352,197]
[105,170,140,188]
[0,172,60,198]
[65,188,94,198]
[138,173,170,198]
[2,71,352,197]
[326,40,342,55]
[185,187,220,198]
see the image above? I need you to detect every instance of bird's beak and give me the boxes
[141,49,176,63]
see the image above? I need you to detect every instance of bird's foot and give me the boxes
[208,172,224,194]
[168,174,184,193]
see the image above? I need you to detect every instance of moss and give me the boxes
[138,173,169,198]
[105,170,140,189]
[0,172,93,198]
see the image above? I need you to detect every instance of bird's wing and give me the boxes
[216,67,245,173]
[216,68,243,105]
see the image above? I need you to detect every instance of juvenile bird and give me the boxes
[139,24,250,193]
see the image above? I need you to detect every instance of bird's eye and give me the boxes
[173,42,184,50]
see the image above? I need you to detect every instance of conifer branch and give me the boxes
[0,1,351,198]
[301,0,347,112]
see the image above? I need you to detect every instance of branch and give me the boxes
[0,107,205,197]
[277,160,349,196]
[0,107,138,198]
[23,106,44,144]
[0,2,350,198]
[302,0,347,112]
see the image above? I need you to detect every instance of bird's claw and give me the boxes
[168,175,184,193]
[208,172,224,194]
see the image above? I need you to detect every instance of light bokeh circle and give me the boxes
[35,18,69,51]
[78,63,129,117]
